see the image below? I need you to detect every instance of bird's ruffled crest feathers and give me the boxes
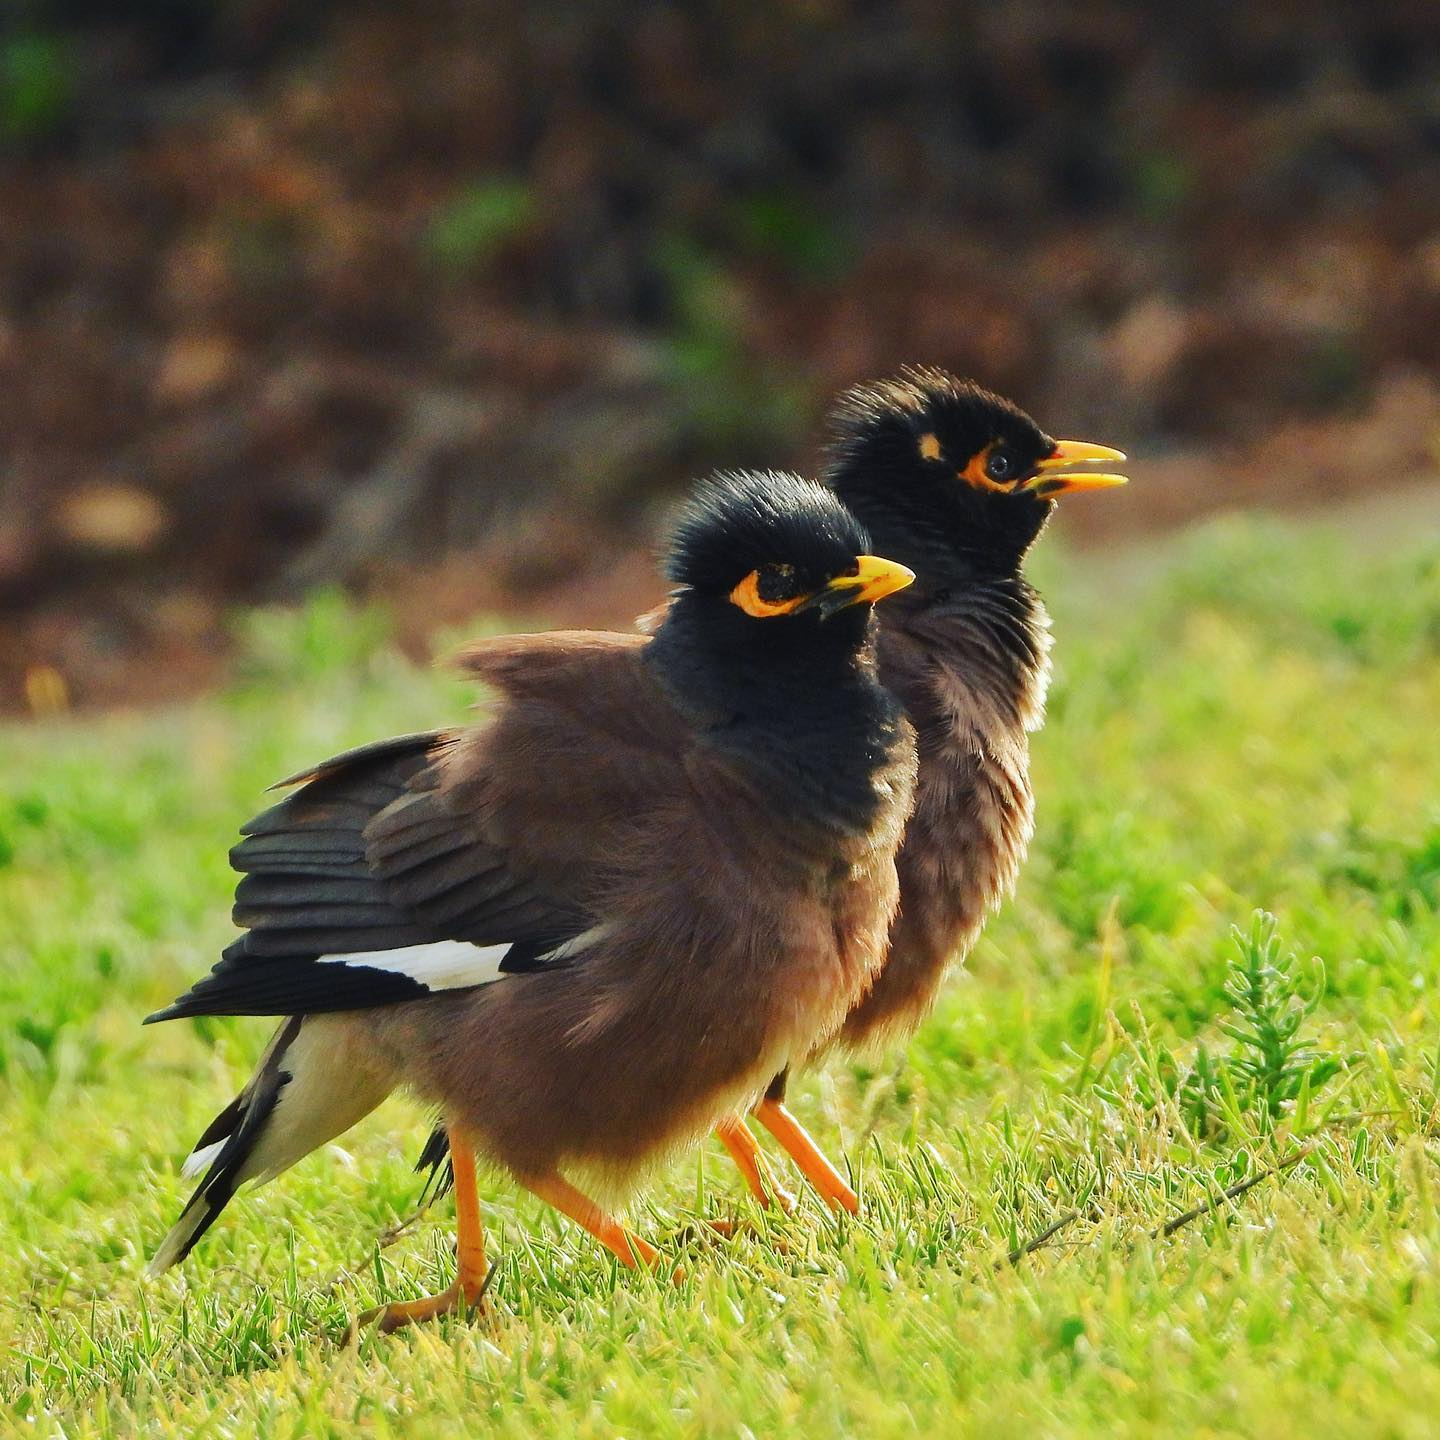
[827,367,1043,468]
[665,470,871,596]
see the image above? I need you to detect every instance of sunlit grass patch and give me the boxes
[2,509,1438,1437]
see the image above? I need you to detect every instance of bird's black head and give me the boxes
[657,470,915,838]
[666,470,914,631]
[826,368,1127,589]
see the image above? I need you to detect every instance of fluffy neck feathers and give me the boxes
[880,577,1052,737]
[831,478,1051,728]
[645,596,909,840]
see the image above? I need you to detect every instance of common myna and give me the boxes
[712,369,1126,1212]
[146,470,917,1330]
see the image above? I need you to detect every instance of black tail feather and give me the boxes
[414,1124,455,1206]
[148,1019,301,1273]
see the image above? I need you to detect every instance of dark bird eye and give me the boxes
[756,563,797,602]
[985,448,1017,482]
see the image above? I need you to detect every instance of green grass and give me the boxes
[3,506,1440,1437]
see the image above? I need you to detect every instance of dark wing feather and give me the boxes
[147,1018,302,1269]
[147,728,590,1022]
[151,636,693,1024]
[265,731,451,791]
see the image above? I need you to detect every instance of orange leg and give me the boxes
[754,1098,859,1215]
[362,1128,491,1334]
[527,1172,679,1279]
[715,1115,796,1213]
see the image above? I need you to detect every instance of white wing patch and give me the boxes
[316,939,514,991]
[538,923,612,963]
[181,1139,226,1180]
[315,926,613,994]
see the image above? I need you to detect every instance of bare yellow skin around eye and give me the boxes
[960,441,1014,494]
[729,569,805,618]
[922,432,1016,492]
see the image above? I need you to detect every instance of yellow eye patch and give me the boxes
[959,441,1015,494]
[730,566,806,618]
[918,432,944,462]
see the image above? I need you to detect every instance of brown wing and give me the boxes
[147,634,696,1021]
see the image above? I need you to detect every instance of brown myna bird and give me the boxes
[710,369,1127,1213]
[145,470,917,1329]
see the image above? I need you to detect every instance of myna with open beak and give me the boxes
[145,470,917,1330]
[711,369,1127,1214]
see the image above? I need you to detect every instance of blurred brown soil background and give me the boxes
[2,2,1439,712]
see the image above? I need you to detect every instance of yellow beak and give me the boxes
[1019,439,1129,498]
[798,554,916,616]
[844,553,917,605]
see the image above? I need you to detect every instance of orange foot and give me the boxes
[528,1172,685,1284]
[754,1098,859,1215]
[358,1269,492,1334]
[357,1126,491,1335]
[715,1115,798,1215]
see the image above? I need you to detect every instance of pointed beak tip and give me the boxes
[879,557,917,588]
[1028,438,1130,498]
[854,554,916,604]
[1049,439,1128,466]
[808,555,915,615]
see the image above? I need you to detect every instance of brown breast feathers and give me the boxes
[372,631,914,1194]
[835,586,1050,1054]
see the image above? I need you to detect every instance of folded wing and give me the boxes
[149,633,695,1023]
[147,729,593,1021]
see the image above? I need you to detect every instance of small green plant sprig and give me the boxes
[1210,911,1343,1124]
[1106,912,1346,1140]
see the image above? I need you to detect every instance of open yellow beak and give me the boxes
[1019,439,1129,498]
[797,554,916,617]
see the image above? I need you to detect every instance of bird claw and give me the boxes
[671,1215,798,1255]
[670,1216,758,1246]
[702,1217,757,1240]
[348,1270,493,1338]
